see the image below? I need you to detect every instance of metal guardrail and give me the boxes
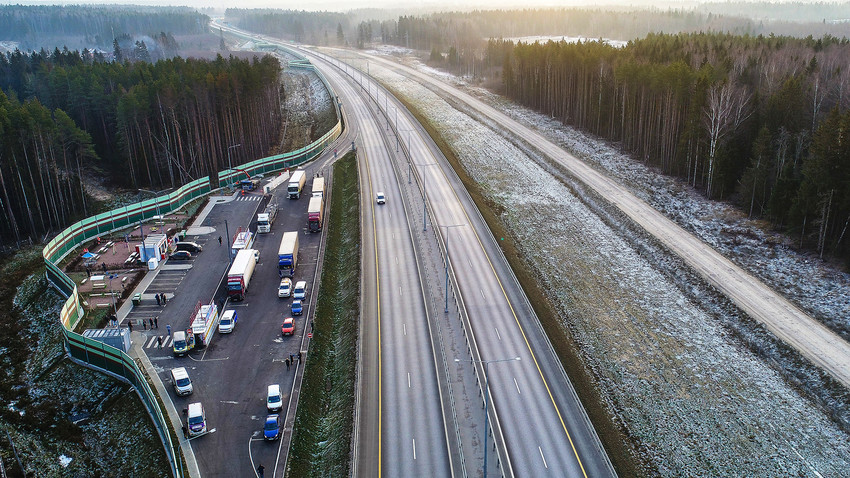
[42,53,343,477]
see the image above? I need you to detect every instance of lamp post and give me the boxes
[227,143,242,190]
[107,273,118,315]
[455,356,521,478]
[137,188,166,228]
[440,224,465,313]
[413,162,437,231]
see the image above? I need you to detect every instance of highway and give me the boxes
[217,22,613,477]
[357,52,850,392]
[303,50,616,476]
[300,37,454,476]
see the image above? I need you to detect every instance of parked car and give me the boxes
[169,250,192,260]
[218,310,237,334]
[281,317,295,336]
[264,414,281,441]
[376,192,386,204]
[291,299,303,316]
[187,402,206,437]
[175,241,203,253]
[293,281,307,300]
[170,367,193,396]
[278,278,293,298]
[267,384,282,412]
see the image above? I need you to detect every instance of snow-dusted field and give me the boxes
[336,46,850,475]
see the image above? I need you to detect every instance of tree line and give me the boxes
[493,33,850,263]
[225,9,350,46]
[0,5,208,51]
[0,49,283,246]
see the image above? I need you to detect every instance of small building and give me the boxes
[138,234,168,262]
[83,327,131,353]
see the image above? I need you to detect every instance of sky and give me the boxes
[0,0,706,12]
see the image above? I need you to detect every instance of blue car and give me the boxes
[291,299,303,316]
[264,414,281,441]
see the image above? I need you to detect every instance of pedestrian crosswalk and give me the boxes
[144,335,173,349]
[235,195,261,201]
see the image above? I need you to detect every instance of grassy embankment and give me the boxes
[287,152,360,476]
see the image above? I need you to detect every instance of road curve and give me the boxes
[362,52,850,391]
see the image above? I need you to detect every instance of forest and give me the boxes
[0,5,208,51]
[226,9,350,46]
[0,49,283,247]
[491,33,850,263]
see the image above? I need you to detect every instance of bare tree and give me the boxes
[703,79,753,198]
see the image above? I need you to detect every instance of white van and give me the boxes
[218,310,237,334]
[293,281,307,300]
[267,384,282,412]
[187,402,206,437]
[170,367,193,396]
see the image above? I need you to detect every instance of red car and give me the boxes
[281,317,295,336]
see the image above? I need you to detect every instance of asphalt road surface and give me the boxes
[307,49,615,476]
[312,47,454,476]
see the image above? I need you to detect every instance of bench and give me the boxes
[95,303,111,309]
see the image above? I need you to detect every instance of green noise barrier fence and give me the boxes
[42,52,342,477]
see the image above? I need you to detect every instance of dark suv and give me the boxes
[175,241,203,253]
[169,250,192,260]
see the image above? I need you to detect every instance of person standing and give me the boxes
[149,318,154,329]
[285,358,290,370]
[162,293,167,305]
[127,320,133,332]
[218,236,222,246]
[256,465,265,478]
[157,336,163,348]
[166,324,172,336]
[142,320,147,331]
[155,294,161,306]
[154,317,159,329]
[298,351,302,363]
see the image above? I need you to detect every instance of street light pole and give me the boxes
[440,224,464,313]
[227,143,242,190]
[414,162,437,231]
[455,356,521,478]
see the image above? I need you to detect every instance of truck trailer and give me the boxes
[227,248,258,300]
[278,231,299,273]
[288,170,307,199]
[257,204,277,233]
[311,177,326,198]
[307,196,324,232]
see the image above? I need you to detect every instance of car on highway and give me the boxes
[218,310,237,334]
[169,250,193,260]
[376,192,386,204]
[263,414,281,441]
[278,277,292,298]
[291,299,303,316]
[281,317,295,336]
[170,367,193,396]
[267,384,282,412]
[293,281,307,299]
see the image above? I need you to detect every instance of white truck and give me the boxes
[288,170,307,199]
[190,301,220,347]
[227,248,258,301]
[278,231,299,274]
[257,204,277,233]
[231,228,255,258]
[311,177,325,198]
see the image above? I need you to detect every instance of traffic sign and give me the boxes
[307,333,313,338]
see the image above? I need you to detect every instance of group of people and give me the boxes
[284,351,302,370]
[154,292,168,306]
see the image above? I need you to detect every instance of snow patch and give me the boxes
[59,455,73,467]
